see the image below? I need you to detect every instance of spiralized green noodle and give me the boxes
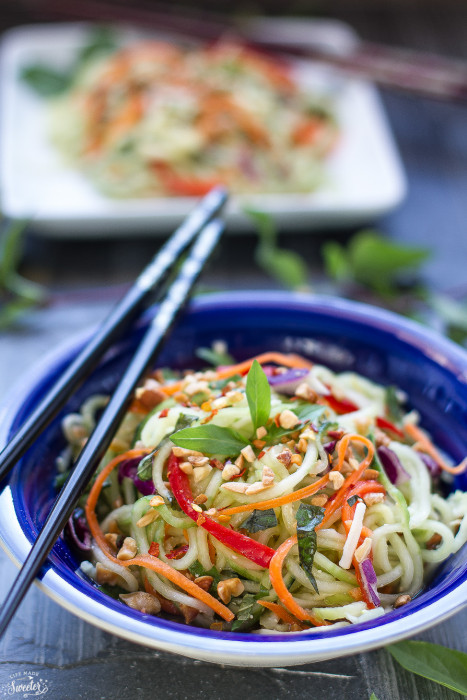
[60,355,467,632]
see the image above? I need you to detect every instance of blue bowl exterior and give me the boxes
[1,291,466,664]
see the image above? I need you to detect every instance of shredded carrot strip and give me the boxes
[221,473,329,516]
[257,600,307,629]
[317,435,375,530]
[268,536,328,626]
[161,352,312,396]
[85,449,234,622]
[405,422,467,475]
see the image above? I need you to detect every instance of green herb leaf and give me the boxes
[245,208,309,290]
[196,344,234,367]
[369,694,380,700]
[137,451,156,481]
[20,65,71,96]
[385,386,403,422]
[296,503,325,593]
[246,359,271,432]
[347,495,361,508]
[231,591,268,632]
[243,509,278,533]
[171,424,248,456]
[323,230,429,297]
[388,641,467,695]
[188,561,221,593]
[76,25,118,64]
[98,584,130,601]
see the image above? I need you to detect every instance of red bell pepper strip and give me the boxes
[167,453,275,568]
[375,416,405,439]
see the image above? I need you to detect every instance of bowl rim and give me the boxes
[0,290,466,667]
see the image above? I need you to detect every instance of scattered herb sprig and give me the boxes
[388,640,467,696]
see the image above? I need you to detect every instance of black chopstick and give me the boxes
[0,216,225,638]
[0,187,227,485]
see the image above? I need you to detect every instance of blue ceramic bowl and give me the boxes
[0,291,466,666]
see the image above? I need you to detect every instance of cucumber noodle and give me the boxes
[60,354,467,633]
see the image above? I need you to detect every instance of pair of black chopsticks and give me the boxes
[0,187,228,638]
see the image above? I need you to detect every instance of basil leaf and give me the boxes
[196,345,234,367]
[231,591,268,632]
[369,695,380,700]
[296,503,325,593]
[347,495,361,508]
[98,584,129,600]
[264,404,325,445]
[76,26,117,64]
[388,641,467,695]
[171,424,248,456]
[246,359,271,432]
[385,386,403,422]
[188,562,221,594]
[20,65,71,96]
[243,509,278,533]
[137,451,156,481]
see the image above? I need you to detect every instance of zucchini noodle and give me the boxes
[58,351,466,632]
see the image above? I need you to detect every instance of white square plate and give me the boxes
[0,19,406,237]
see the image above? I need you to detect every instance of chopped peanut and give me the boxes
[193,465,213,482]
[394,594,411,608]
[179,461,194,475]
[104,532,119,552]
[205,508,217,517]
[262,465,275,486]
[276,449,292,467]
[217,578,244,604]
[194,575,214,591]
[295,383,317,402]
[135,379,166,411]
[256,426,267,439]
[241,445,256,463]
[184,380,209,396]
[328,471,345,490]
[172,446,203,458]
[279,409,300,430]
[120,592,161,615]
[245,481,271,495]
[311,495,328,507]
[253,439,266,449]
[297,438,308,453]
[191,503,203,513]
[187,455,210,466]
[117,536,138,561]
[234,454,244,469]
[95,563,120,586]
[149,495,164,507]
[221,482,248,494]
[354,537,372,563]
[375,427,391,447]
[136,510,159,527]
[363,493,385,507]
[193,493,208,505]
[222,462,241,480]
[290,454,303,466]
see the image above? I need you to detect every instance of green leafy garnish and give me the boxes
[98,584,129,600]
[388,641,467,696]
[385,385,403,423]
[0,219,47,329]
[246,359,271,432]
[347,495,361,508]
[322,230,429,297]
[21,26,118,97]
[231,591,268,632]
[196,344,234,367]
[136,450,156,481]
[245,208,309,290]
[171,424,248,457]
[369,695,380,700]
[243,509,278,533]
[296,503,325,593]
[188,561,221,594]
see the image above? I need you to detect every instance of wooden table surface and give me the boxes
[1,5,467,700]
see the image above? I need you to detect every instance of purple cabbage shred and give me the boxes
[118,457,156,496]
[267,368,309,395]
[377,446,410,485]
[358,558,380,607]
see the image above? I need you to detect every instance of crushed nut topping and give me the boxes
[279,409,300,430]
[193,465,213,482]
[117,536,138,561]
[363,493,385,507]
[394,594,411,608]
[241,445,256,463]
[256,426,267,439]
[328,471,345,490]
[136,510,159,527]
[120,592,161,615]
[354,537,372,563]
[217,578,244,604]
[262,465,275,486]
[222,462,241,480]
[311,495,328,507]
[95,563,120,586]
[221,482,248,494]
[149,495,164,507]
